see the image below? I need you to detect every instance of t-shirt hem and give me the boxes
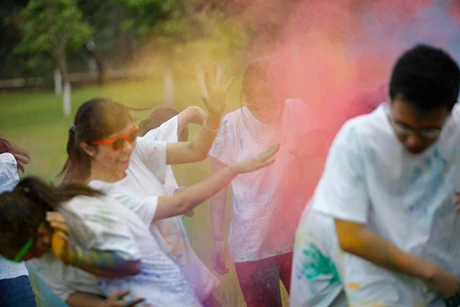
[312,206,367,224]
[231,246,294,263]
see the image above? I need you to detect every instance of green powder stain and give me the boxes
[302,243,341,285]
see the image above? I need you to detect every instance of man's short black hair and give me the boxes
[389,44,460,112]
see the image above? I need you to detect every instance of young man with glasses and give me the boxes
[290,44,460,307]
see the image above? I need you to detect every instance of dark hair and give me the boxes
[59,97,133,183]
[0,176,102,258]
[0,138,30,173]
[139,108,179,137]
[389,44,460,112]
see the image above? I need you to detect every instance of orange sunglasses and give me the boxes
[92,126,139,151]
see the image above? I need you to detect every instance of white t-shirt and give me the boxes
[90,118,219,300]
[31,195,200,307]
[0,153,29,279]
[209,99,318,262]
[311,103,460,306]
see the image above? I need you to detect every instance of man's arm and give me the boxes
[335,219,459,298]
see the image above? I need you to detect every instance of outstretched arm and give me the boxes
[154,144,279,221]
[335,219,459,299]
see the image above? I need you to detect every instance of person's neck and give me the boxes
[87,164,126,183]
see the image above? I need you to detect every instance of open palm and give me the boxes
[230,144,280,174]
[197,65,234,117]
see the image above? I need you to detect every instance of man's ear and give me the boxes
[80,141,96,157]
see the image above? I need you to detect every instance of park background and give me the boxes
[1,1,460,306]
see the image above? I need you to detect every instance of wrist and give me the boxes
[203,118,220,133]
[63,246,82,267]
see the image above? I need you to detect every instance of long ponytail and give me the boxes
[0,176,103,257]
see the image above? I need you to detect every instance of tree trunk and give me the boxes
[55,50,69,85]
[85,46,105,85]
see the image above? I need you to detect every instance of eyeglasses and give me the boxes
[92,126,139,151]
[6,222,44,263]
[388,115,442,139]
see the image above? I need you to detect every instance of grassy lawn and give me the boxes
[0,79,288,306]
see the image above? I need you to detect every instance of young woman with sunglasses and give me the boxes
[4,137,277,306]
[27,71,278,306]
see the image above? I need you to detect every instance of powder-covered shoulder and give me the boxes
[0,152,17,169]
[0,153,19,193]
[332,106,388,149]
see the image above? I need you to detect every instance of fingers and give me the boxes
[56,230,69,242]
[215,64,222,86]
[257,144,280,162]
[224,76,234,92]
[46,212,69,234]
[121,298,146,307]
[114,289,131,300]
[197,67,209,100]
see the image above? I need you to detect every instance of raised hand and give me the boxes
[230,144,280,174]
[197,65,234,118]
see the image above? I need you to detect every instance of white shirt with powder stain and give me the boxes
[310,103,460,306]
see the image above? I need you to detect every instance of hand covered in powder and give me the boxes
[197,64,234,118]
[212,240,229,275]
[46,211,71,263]
[229,144,279,174]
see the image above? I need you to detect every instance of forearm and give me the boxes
[64,247,141,278]
[210,188,227,242]
[66,292,106,307]
[335,219,435,281]
[155,166,235,220]
[166,113,220,164]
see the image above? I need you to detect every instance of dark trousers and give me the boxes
[234,252,293,307]
[0,275,37,307]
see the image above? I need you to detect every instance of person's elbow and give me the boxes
[334,219,366,255]
[186,141,208,162]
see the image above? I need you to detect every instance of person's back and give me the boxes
[59,194,201,307]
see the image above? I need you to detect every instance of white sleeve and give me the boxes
[62,197,141,260]
[112,194,159,226]
[208,115,234,166]
[314,122,370,224]
[134,138,168,183]
[0,153,19,193]
[148,116,179,143]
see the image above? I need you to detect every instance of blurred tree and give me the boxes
[0,0,29,79]
[15,0,93,85]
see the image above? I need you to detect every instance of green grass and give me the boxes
[0,79,288,307]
